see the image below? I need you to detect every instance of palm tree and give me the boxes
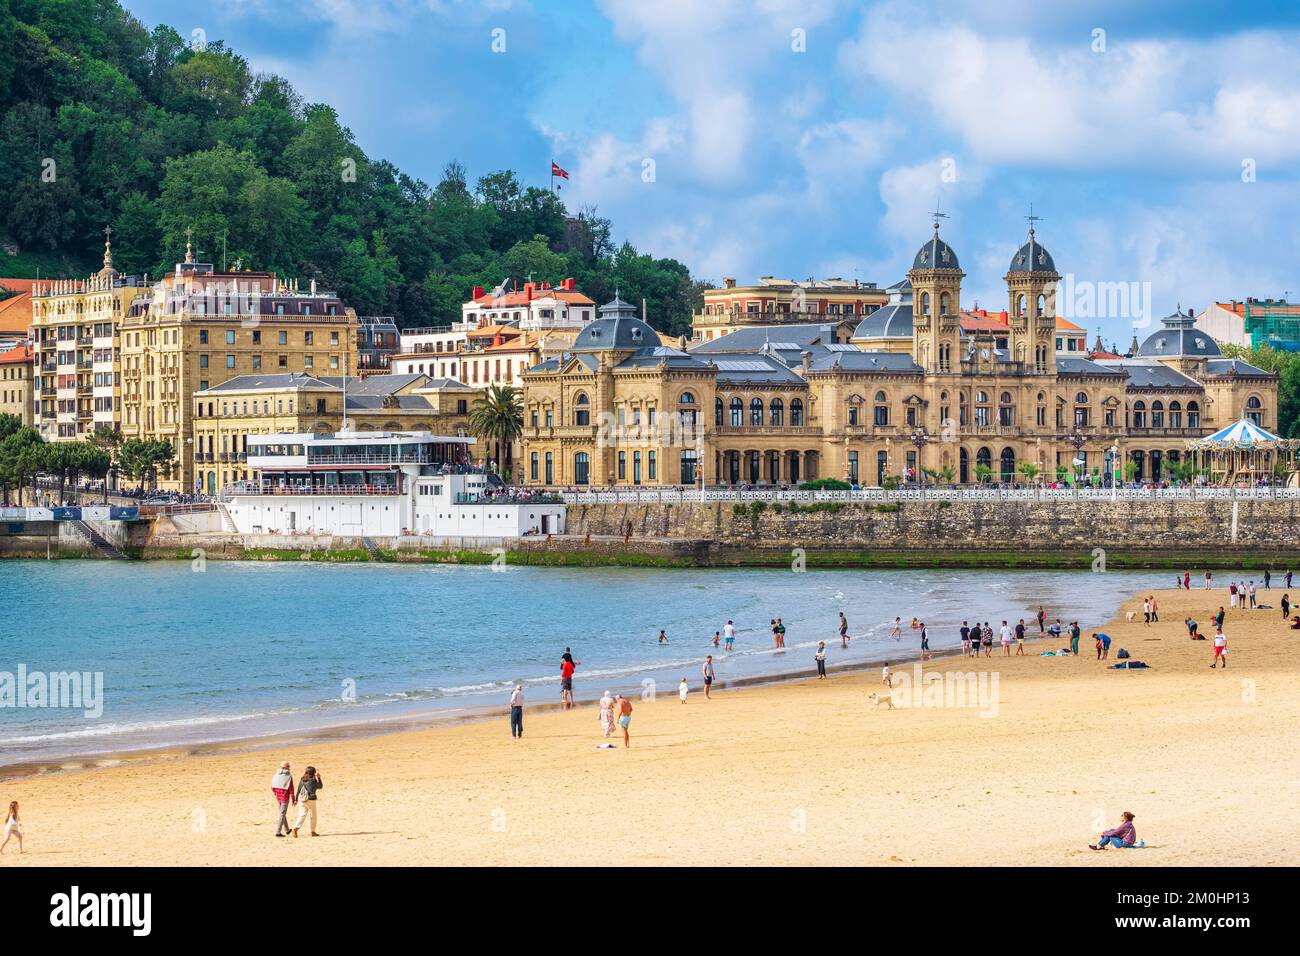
[469,384,523,476]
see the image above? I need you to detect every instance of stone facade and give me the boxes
[521,225,1278,489]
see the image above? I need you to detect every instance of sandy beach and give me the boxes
[2,585,1297,867]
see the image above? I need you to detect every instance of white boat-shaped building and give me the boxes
[222,430,566,538]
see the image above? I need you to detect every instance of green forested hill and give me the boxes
[0,0,707,332]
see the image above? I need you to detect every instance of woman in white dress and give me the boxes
[598,690,615,737]
[1,801,22,854]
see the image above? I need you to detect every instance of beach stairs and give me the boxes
[361,536,383,561]
[70,519,127,559]
[215,502,237,532]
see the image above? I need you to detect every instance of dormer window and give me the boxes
[631,327,642,341]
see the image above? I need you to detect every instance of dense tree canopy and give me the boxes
[0,0,707,335]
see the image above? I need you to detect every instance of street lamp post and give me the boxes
[1110,442,1120,501]
[910,426,930,489]
[1065,429,1089,485]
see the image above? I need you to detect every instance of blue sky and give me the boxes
[121,0,1300,345]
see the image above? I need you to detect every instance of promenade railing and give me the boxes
[554,485,1300,505]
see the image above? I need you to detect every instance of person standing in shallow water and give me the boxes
[839,612,849,649]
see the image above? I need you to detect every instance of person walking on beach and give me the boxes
[702,655,715,699]
[1211,627,1228,668]
[1069,621,1081,656]
[1282,594,1291,619]
[598,690,615,737]
[560,648,580,709]
[1142,597,1151,625]
[291,766,323,838]
[1150,595,1159,623]
[1229,582,1238,608]
[1264,569,1271,590]
[723,621,735,652]
[1205,570,1213,589]
[960,621,971,657]
[815,641,827,678]
[1015,619,1026,656]
[881,663,893,689]
[1286,569,1294,589]
[509,684,525,739]
[999,620,1012,656]
[614,693,633,748]
[1183,570,1191,590]
[1215,606,1226,629]
[919,624,931,661]
[271,762,296,837]
[839,612,849,649]
[0,801,22,855]
[890,617,903,642]
[982,623,994,657]
[1089,811,1138,850]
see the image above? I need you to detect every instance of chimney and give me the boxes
[472,285,484,299]
[723,277,736,289]
[999,310,1008,321]
[800,351,812,376]
[562,277,575,291]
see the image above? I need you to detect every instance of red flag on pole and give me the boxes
[551,161,569,180]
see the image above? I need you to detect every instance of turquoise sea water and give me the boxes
[0,561,1173,768]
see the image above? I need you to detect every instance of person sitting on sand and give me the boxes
[1089,811,1138,850]
[0,800,22,855]
[271,761,296,837]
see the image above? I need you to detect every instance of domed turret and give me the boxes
[570,294,658,350]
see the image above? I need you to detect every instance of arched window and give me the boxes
[1037,292,1047,316]
[574,392,590,426]
[1000,447,1016,483]
[1075,391,1088,405]
[921,292,931,317]
[1151,400,1164,428]
[574,452,590,485]
[1169,400,1182,428]
[679,392,698,427]
[976,446,992,474]
[1187,400,1200,428]
[790,398,804,426]
[770,398,784,426]
[749,397,764,425]
[729,397,743,427]
[1016,293,1027,316]
[998,391,1014,427]
[678,391,695,404]
[1246,395,1263,424]
[873,392,889,427]
[1132,400,1146,429]
[939,292,950,315]
[975,391,991,428]
[715,397,724,426]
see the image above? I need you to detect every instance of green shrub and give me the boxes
[801,477,852,491]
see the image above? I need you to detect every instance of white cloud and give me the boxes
[841,3,1300,171]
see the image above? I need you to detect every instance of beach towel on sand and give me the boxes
[1112,661,1149,669]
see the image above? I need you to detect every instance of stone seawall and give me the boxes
[565,498,1300,554]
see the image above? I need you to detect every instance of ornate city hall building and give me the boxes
[520,225,1278,488]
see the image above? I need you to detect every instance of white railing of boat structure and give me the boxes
[555,486,1300,505]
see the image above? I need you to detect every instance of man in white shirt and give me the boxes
[722,621,735,651]
[1211,629,1228,669]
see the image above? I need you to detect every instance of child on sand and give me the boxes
[0,801,22,854]
[1211,628,1228,668]
[678,677,689,703]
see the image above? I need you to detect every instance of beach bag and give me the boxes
[1117,648,1130,659]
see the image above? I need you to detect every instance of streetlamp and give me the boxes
[1065,429,1089,485]
[1110,442,1120,500]
[909,425,930,487]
